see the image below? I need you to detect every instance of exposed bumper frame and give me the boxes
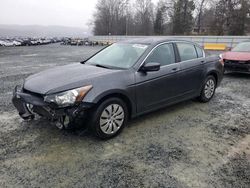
[12,86,94,129]
[224,62,250,73]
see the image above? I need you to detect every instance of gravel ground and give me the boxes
[0,44,249,188]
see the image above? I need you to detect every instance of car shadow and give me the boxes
[128,100,195,127]
[24,98,201,142]
[63,99,197,140]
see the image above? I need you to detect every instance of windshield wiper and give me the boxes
[94,64,112,69]
[91,63,124,70]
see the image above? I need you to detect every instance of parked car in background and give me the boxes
[12,38,224,139]
[0,41,8,46]
[0,40,12,47]
[12,40,22,46]
[0,37,61,47]
[221,41,250,73]
[0,40,5,46]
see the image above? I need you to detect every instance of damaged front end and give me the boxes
[224,60,250,73]
[12,86,93,129]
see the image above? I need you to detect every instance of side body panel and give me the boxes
[135,64,181,114]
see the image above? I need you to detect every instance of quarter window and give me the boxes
[177,43,198,61]
[145,43,175,66]
[195,46,204,58]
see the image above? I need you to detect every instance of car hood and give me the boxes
[222,51,250,61]
[24,63,117,95]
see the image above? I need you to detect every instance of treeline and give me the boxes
[92,0,250,36]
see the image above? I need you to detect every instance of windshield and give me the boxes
[86,43,148,69]
[232,42,250,52]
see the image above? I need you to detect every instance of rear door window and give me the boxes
[176,43,198,61]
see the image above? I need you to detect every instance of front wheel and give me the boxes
[198,75,216,103]
[89,97,128,139]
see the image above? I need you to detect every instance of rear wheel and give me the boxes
[89,97,128,139]
[198,75,216,103]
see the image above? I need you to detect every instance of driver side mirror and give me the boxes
[140,62,161,72]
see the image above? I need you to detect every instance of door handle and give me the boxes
[171,67,178,72]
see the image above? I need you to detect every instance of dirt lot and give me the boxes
[0,44,249,188]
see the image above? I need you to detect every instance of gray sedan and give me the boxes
[13,38,224,139]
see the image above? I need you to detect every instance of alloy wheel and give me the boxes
[204,79,215,99]
[99,104,125,135]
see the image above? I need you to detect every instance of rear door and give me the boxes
[175,42,205,96]
[135,43,181,113]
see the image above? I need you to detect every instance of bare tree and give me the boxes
[194,0,208,34]
[154,0,174,35]
[93,0,129,35]
[92,0,250,35]
[134,0,154,35]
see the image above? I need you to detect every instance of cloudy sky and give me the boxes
[0,0,159,29]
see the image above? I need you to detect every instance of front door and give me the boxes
[135,43,181,114]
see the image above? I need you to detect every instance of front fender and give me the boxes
[83,87,137,117]
[92,89,133,103]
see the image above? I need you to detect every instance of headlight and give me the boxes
[44,85,92,106]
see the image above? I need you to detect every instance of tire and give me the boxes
[89,97,128,139]
[198,75,217,103]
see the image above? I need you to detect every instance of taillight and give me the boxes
[219,54,224,66]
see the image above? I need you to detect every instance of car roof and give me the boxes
[118,37,194,46]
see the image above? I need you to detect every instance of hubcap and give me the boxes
[100,104,124,135]
[204,79,215,99]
